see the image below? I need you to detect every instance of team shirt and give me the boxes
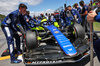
[82,5,88,18]
[71,9,81,18]
[2,9,30,31]
[77,7,82,14]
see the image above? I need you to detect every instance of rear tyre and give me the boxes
[74,24,85,39]
[68,24,85,39]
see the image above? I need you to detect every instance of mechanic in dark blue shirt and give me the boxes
[60,9,66,28]
[53,12,61,26]
[79,1,88,19]
[63,7,73,26]
[24,11,36,28]
[79,0,89,31]
[1,3,29,63]
[74,3,82,14]
[39,13,45,20]
[87,10,100,62]
[60,9,65,22]
[67,5,82,24]
[54,12,60,22]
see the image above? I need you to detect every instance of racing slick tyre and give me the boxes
[25,30,38,50]
[68,23,85,39]
[74,23,85,39]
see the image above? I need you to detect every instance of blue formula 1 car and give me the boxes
[18,18,99,66]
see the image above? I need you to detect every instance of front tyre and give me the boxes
[25,30,38,50]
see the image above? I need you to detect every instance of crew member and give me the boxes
[79,0,89,32]
[67,5,82,24]
[1,3,29,63]
[74,3,82,14]
[87,10,100,62]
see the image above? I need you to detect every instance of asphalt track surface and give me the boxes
[0,27,99,66]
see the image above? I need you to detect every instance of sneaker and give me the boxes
[11,59,22,63]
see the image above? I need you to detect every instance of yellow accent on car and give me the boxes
[41,19,47,23]
[54,22,59,27]
[73,31,75,35]
[71,22,73,25]
[37,36,42,40]
[31,26,44,30]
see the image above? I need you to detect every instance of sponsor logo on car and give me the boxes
[63,44,72,48]
[54,31,59,33]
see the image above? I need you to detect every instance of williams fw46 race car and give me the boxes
[18,19,99,66]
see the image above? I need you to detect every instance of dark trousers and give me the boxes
[2,27,20,61]
[93,39,100,62]
[81,18,90,32]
